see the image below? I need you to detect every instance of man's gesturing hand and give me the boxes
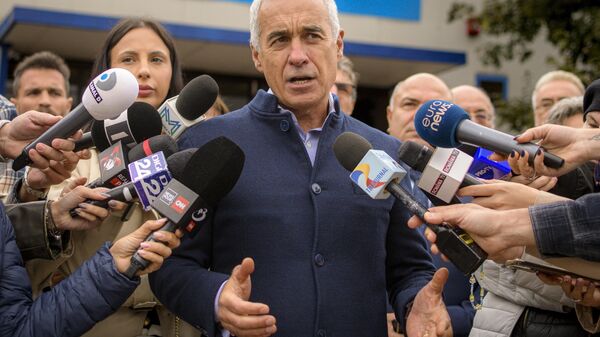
[217,258,277,337]
[406,268,452,337]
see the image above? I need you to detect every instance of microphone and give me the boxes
[159,75,219,139]
[127,135,179,163]
[334,132,487,275]
[73,132,93,152]
[124,136,245,278]
[75,145,184,213]
[468,147,511,180]
[91,135,178,189]
[128,151,172,210]
[13,68,139,170]
[414,100,565,169]
[98,141,130,188]
[397,141,482,188]
[91,101,163,151]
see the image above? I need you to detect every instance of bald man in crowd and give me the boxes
[451,85,495,129]
[386,73,477,337]
[386,73,452,147]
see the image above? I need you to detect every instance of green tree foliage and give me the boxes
[448,0,600,83]
[449,1,600,130]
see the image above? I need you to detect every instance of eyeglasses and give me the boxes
[334,82,356,95]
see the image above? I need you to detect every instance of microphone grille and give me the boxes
[126,101,163,143]
[176,75,219,120]
[397,141,432,173]
[333,132,372,171]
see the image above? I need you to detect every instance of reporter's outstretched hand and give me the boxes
[110,218,182,276]
[407,204,533,263]
[25,132,91,192]
[459,180,567,210]
[217,257,277,337]
[52,177,125,231]
[0,110,62,160]
[515,124,600,177]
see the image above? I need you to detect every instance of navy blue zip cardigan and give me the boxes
[150,90,435,337]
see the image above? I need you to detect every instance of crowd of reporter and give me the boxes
[0,0,600,336]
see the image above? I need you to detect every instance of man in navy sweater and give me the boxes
[150,0,451,336]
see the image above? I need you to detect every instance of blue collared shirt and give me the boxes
[267,89,336,165]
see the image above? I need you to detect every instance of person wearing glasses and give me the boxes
[331,56,358,115]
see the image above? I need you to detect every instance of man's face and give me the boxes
[11,68,72,116]
[251,0,343,114]
[386,76,451,147]
[332,70,355,115]
[452,87,495,128]
[534,80,582,126]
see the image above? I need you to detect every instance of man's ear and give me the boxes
[66,97,73,112]
[336,29,345,60]
[386,106,393,125]
[251,44,264,73]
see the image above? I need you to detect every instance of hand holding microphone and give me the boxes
[124,136,245,277]
[12,68,139,171]
[109,218,182,277]
[334,132,487,275]
[513,124,600,177]
[414,100,565,169]
[407,203,533,263]
[0,111,62,162]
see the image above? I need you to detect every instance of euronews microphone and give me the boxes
[414,100,564,168]
[13,68,138,171]
[159,74,219,139]
[333,132,487,275]
[124,136,245,278]
[89,101,163,151]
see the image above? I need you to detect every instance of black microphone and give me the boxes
[159,75,219,139]
[76,143,184,213]
[333,132,487,275]
[414,100,564,169]
[398,141,482,188]
[87,135,178,189]
[123,136,245,278]
[91,101,163,151]
[73,132,93,152]
[13,68,139,170]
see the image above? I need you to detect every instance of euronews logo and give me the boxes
[421,100,453,132]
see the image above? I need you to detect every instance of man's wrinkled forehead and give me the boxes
[258,0,334,37]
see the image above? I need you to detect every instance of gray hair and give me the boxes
[249,0,340,51]
[546,96,583,125]
[337,56,359,100]
[531,70,584,110]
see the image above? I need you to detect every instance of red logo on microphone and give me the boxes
[430,174,446,195]
[171,196,189,214]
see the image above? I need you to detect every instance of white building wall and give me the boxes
[0,0,564,100]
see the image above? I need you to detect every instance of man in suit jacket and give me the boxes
[150,1,451,336]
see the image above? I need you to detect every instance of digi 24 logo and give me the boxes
[140,172,171,203]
